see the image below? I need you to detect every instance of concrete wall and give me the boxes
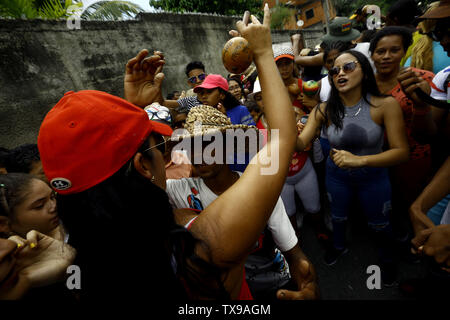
[0,13,318,148]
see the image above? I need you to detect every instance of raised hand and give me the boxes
[124,49,165,108]
[9,230,76,289]
[230,4,272,61]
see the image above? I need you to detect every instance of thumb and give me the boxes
[277,289,303,300]
[154,72,165,88]
[411,228,433,249]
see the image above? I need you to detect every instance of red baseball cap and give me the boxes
[193,74,228,93]
[38,90,172,195]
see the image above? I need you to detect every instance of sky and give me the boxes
[81,0,154,13]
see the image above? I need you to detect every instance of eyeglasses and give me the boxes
[188,73,207,84]
[142,134,167,155]
[329,61,359,77]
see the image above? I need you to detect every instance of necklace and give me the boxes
[344,100,362,117]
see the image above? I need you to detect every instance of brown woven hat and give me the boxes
[420,0,450,19]
[170,105,257,141]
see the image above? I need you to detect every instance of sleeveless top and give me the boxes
[326,95,384,156]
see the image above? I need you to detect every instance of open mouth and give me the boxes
[337,78,348,86]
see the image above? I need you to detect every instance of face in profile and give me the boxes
[9,178,59,237]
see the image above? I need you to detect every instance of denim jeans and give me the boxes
[325,157,394,262]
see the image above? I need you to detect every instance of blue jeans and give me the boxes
[326,158,394,261]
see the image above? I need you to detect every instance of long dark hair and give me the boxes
[322,50,382,130]
[220,89,241,111]
[57,138,229,300]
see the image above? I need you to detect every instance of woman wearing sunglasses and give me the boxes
[295,50,409,283]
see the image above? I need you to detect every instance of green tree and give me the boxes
[0,0,143,20]
[270,4,291,30]
[149,0,263,16]
[81,1,143,20]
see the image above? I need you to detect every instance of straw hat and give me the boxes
[419,0,450,19]
[171,105,257,141]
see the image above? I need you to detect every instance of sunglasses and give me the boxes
[329,61,359,77]
[188,73,207,84]
[142,134,167,155]
[253,93,262,102]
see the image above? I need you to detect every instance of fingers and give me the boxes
[243,11,250,26]
[7,235,27,249]
[25,230,44,248]
[411,228,432,249]
[263,3,271,28]
[126,49,149,72]
[277,289,304,300]
[229,30,240,38]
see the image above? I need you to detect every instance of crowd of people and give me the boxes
[0,0,449,301]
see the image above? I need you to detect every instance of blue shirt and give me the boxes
[404,41,450,75]
[226,105,256,126]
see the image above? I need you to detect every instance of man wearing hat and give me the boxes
[166,104,318,300]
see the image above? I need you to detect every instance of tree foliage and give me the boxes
[81,1,144,20]
[149,0,263,16]
[0,0,143,20]
[270,5,291,30]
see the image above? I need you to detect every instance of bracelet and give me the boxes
[412,105,431,116]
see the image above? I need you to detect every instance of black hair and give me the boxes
[323,41,353,64]
[321,50,382,130]
[387,0,421,27]
[360,29,377,43]
[245,99,260,113]
[5,144,40,174]
[56,137,228,300]
[302,51,325,81]
[185,61,205,77]
[0,173,34,220]
[166,90,181,100]
[227,76,245,98]
[369,26,413,55]
[220,89,241,111]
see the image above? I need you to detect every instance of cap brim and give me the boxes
[349,14,357,19]
[274,54,294,62]
[419,7,450,19]
[321,29,360,44]
[150,120,173,136]
[193,84,218,93]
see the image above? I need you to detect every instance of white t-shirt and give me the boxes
[166,172,298,252]
[430,66,450,101]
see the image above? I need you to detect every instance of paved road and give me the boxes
[298,211,428,300]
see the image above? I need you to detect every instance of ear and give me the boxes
[133,153,154,181]
[0,216,11,235]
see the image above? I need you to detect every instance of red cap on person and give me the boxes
[38,90,173,195]
[193,74,228,93]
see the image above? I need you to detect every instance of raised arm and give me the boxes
[192,5,297,266]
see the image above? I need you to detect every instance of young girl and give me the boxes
[296,50,409,284]
[0,173,62,240]
[195,74,255,126]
